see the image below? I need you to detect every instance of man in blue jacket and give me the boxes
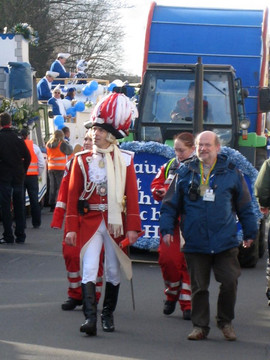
[37,71,59,100]
[160,131,257,341]
[50,53,75,84]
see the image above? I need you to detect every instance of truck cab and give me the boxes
[134,4,269,167]
[135,62,244,150]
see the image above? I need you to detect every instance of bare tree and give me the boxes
[48,0,126,76]
[0,0,130,77]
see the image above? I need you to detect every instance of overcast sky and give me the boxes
[120,0,269,76]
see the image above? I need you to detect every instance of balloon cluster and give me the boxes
[53,101,85,129]
[82,80,99,96]
[66,101,85,117]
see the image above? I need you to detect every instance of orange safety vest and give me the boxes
[24,139,39,176]
[47,142,67,171]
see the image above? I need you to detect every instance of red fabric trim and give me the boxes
[142,2,156,81]
[257,7,269,135]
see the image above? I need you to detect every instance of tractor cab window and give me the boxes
[138,70,233,144]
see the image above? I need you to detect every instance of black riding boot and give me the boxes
[101,282,120,332]
[80,282,97,336]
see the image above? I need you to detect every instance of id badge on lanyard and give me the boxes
[203,188,215,202]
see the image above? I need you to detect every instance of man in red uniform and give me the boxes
[151,132,195,320]
[51,131,104,310]
[65,93,141,336]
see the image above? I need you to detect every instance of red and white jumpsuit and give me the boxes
[151,158,191,312]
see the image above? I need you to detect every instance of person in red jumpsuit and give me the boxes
[51,130,104,310]
[65,93,142,336]
[151,132,195,320]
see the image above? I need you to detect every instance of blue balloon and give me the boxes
[74,101,85,112]
[66,107,75,115]
[54,115,64,127]
[89,80,98,91]
[83,86,93,96]
[71,109,77,117]
[66,107,77,117]
[108,82,116,92]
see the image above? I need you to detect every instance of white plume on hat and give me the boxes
[57,53,70,59]
[46,71,59,78]
[77,59,88,71]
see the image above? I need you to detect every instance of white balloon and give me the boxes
[62,98,72,110]
[112,79,123,87]
[89,94,97,104]
[96,84,104,96]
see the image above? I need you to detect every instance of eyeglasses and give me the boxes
[54,92,61,94]
[196,143,213,149]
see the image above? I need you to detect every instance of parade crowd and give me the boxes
[0,64,269,342]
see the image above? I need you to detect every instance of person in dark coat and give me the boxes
[254,159,270,305]
[160,131,257,341]
[254,159,270,212]
[0,113,31,244]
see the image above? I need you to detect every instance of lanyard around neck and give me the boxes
[199,159,216,185]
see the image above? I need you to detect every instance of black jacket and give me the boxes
[0,127,31,184]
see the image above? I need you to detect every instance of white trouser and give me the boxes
[82,220,121,286]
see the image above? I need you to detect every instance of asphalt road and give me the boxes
[0,209,270,360]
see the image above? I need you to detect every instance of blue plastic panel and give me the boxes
[8,62,32,99]
[147,6,265,133]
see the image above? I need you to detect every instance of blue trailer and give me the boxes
[135,3,269,167]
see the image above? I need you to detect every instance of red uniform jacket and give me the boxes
[65,149,141,248]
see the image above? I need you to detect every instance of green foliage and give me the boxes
[11,23,39,46]
[0,98,39,130]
